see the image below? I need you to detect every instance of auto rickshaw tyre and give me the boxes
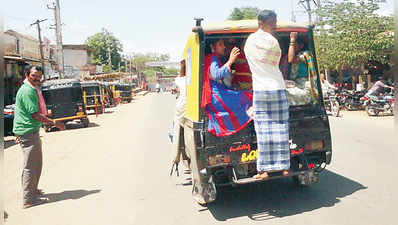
[127,99,132,103]
[82,118,89,128]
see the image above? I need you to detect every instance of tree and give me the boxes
[85,28,123,71]
[127,53,173,82]
[228,7,260,20]
[315,0,393,74]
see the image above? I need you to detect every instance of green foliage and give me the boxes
[228,7,260,20]
[85,28,123,71]
[126,52,176,82]
[315,0,393,71]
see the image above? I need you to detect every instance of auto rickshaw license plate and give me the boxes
[240,149,258,163]
[76,112,84,116]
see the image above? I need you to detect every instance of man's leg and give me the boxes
[20,132,39,205]
[33,133,43,192]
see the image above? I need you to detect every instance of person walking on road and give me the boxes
[244,10,290,180]
[13,65,64,209]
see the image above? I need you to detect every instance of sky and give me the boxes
[3,0,394,61]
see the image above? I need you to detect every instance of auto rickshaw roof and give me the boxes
[80,81,101,87]
[42,79,81,89]
[202,20,309,34]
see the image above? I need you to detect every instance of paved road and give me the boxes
[4,93,396,225]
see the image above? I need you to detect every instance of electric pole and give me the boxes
[48,0,65,78]
[299,0,317,25]
[30,19,47,78]
[291,0,297,22]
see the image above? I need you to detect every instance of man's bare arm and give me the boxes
[31,112,54,124]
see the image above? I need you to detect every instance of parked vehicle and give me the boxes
[4,104,15,136]
[175,19,332,205]
[340,89,366,111]
[100,82,116,108]
[115,83,133,103]
[41,79,89,131]
[81,81,105,114]
[363,92,394,116]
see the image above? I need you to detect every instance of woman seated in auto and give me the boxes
[202,39,253,137]
[279,32,312,105]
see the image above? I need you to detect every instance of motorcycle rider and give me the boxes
[365,77,394,100]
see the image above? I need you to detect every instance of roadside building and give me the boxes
[63,44,97,79]
[3,30,56,105]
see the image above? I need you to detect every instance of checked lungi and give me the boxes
[253,90,290,172]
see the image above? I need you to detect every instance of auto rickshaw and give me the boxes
[100,82,116,107]
[80,81,105,114]
[177,19,332,205]
[115,83,133,103]
[41,79,89,131]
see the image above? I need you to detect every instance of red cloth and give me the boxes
[201,53,216,108]
[231,53,252,88]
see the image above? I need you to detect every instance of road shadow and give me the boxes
[4,139,17,149]
[206,169,367,221]
[44,189,101,204]
[65,122,100,130]
[45,122,100,132]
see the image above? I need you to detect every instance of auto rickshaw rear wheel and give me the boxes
[81,118,90,128]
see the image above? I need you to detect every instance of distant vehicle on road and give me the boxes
[42,79,89,131]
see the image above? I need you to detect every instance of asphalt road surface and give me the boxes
[4,92,396,225]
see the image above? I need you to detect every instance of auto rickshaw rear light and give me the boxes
[208,154,231,166]
[305,140,324,151]
[291,148,304,155]
[308,163,316,169]
[47,109,52,115]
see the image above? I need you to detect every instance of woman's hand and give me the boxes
[290,32,298,42]
[226,47,240,68]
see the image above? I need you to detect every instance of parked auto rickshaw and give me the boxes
[41,79,89,131]
[81,81,105,114]
[177,19,332,205]
[115,83,133,103]
[3,104,15,136]
[99,82,116,108]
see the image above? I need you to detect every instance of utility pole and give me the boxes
[299,0,314,25]
[291,0,297,22]
[47,0,65,78]
[104,30,112,70]
[30,19,47,78]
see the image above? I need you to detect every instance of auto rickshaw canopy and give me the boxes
[202,20,309,34]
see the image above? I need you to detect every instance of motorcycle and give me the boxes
[340,89,366,111]
[363,92,394,116]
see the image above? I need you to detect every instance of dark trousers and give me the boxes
[18,131,42,204]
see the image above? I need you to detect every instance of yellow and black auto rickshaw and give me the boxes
[81,81,105,114]
[41,79,89,131]
[176,19,332,205]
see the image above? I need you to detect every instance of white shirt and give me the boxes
[174,77,186,124]
[244,29,285,91]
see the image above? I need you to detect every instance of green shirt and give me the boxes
[13,83,42,135]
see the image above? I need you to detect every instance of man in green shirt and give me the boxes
[13,65,63,209]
